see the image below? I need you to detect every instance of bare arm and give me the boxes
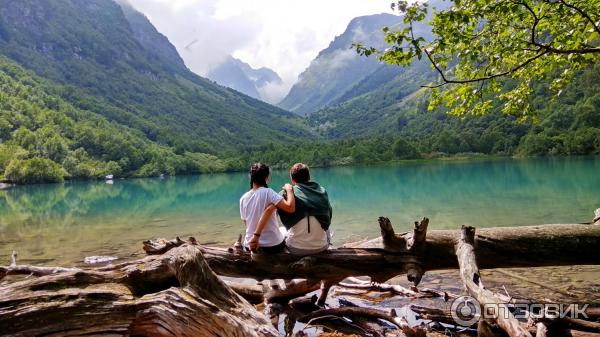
[255,204,277,236]
[248,204,277,251]
[276,184,295,213]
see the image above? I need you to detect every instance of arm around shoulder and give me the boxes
[277,184,295,213]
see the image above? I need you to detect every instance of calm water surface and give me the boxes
[1,157,599,266]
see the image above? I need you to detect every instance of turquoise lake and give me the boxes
[1,156,599,266]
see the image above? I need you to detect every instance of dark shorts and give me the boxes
[259,240,286,254]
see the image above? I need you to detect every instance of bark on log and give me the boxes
[0,244,278,337]
[197,223,600,282]
[5,223,599,292]
[456,225,533,337]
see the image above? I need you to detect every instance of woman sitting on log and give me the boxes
[241,162,295,253]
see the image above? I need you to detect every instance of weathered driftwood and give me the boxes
[412,304,600,337]
[144,221,600,283]
[2,218,600,336]
[225,279,321,304]
[533,313,600,334]
[456,225,533,337]
[0,244,278,337]
[378,216,429,285]
[338,276,453,300]
[298,306,401,327]
[224,220,600,283]
[138,220,600,307]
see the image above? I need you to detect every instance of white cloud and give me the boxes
[125,0,393,101]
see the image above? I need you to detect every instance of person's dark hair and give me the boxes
[290,163,310,184]
[250,162,270,188]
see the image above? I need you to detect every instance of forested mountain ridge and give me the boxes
[0,0,311,155]
[0,57,227,183]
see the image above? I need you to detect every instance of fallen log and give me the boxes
[456,225,533,337]
[0,244,278,337]
[4,223,599,306]
[192,222,600,282]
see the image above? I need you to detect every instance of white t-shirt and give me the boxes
[240,187,284,248]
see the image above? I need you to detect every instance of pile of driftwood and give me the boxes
[1,210,599,337]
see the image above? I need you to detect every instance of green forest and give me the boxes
[0,57,228,184]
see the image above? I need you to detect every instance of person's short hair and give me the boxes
[290,163,310,183]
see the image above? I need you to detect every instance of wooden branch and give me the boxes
[456,225,533,337]
[142,236,192,254]
[317,279,337,306]
[299,307,402,329]
[534,312,600,334]
[555,0,600,36]
[559,317,600,333]
[338,276,453,299]
[0,264,82,280]
[10,251,16,267]
[225,278,322,304]
[339,277,418,296]
[536,322,548,337]
[411,304,477,327]
[421,47,549,89]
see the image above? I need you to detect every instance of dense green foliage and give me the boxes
[0,57,229,183]
[357,0,600,117]
[237,60,600,170]
[0,0,311,155]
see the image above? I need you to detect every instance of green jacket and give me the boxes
[278,181,332,231]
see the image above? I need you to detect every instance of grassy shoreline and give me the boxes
[1,153,582,187]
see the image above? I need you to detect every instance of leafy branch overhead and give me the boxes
[355,0,600,118]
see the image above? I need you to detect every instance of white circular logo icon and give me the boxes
[451,296,481,326]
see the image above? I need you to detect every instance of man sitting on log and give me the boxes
[258,163,333,255]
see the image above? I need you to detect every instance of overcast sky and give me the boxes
[126,0,393,102]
